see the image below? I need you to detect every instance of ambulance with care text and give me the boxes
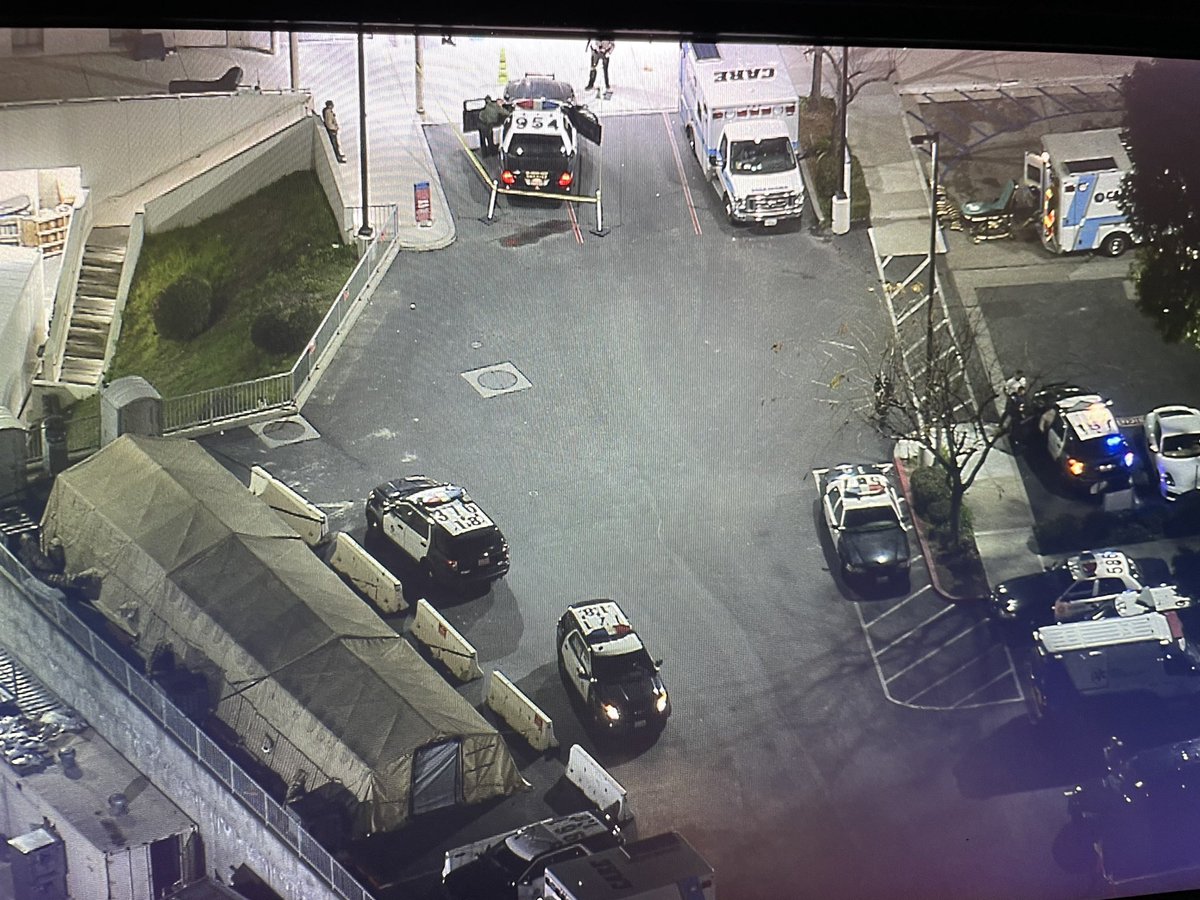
[1024,128,1138,257]
[678,42,805,227]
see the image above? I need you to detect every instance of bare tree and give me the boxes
[805,47,899,153]
[821,313,1023,548]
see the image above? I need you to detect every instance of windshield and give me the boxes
[592,647,657,681]
[729,136,796,175]
[842,505,899,531]
[1162,433,1200,459]
[508,133,567,160]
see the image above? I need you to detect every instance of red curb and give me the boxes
[892,449,987,604]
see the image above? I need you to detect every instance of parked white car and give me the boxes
[1144,405,1200,501]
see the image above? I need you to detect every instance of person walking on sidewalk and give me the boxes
[477,95,510,155]
[585,39,615,94]
[322,100,347,163]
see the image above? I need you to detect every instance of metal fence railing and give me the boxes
[162,373,295,434]
[292,205,398,400]
[0,542,372,900]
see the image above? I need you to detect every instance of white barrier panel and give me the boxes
[485,670,558,752]
[409,599,483,682]
[566,744,633,825]
[328,532,406,614]
[249,465,328,546]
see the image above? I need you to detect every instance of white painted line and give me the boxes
[861,585,931,627]
[950,668,1017,708]
[1003,641,1027,702]
[883,618,983,684]
[903,646,999,703]
[874,603,953,654]
[972,526,1035,538]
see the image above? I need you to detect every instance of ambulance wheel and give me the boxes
[686,125,695,154]
[723,194,736,225]
[1100,232,1130,257]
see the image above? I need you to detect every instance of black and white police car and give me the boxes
[557,600,670,738]
[989,549,1160,629]
[442,809,624,900]
[819,463,910,589]
[1025,383,1135,494]
[364,476,509,587]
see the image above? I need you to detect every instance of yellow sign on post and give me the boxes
[498,48,508,84]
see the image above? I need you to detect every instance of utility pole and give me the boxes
[357,30,372,239]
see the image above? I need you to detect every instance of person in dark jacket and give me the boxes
[477,95,510,155]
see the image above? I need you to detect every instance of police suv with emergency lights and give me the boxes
[819,463,910,589]
[365,476,509,588]
[557,600,670,738]
[1026,383,1135,494]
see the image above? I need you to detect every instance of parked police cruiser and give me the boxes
[365,476,509,588]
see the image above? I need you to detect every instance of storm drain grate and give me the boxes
[461,362,532,398]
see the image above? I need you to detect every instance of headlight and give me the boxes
[1165,470,1176,486]
[1123,451,1135,468]
[845,562,866,573]
[601,703,621,722]
[655,691,668,714]
[1066,458,1086,476]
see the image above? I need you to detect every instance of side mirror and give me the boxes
[654,659,664,668]
[576,667,588,680]
[710,152,723,168]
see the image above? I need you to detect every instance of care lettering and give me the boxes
[713,67,776,82]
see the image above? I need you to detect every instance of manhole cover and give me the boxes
[461,362,532,398]
[477,370,519,391]
[261,420,307,441]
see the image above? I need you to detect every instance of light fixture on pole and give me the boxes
[357,30,373,239]
[909,131,940,370]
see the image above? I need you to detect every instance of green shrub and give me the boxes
[909,467,949,517]
[250,296,325,355]
[153,275,212,341]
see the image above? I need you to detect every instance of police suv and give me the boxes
[365,476,509,588]
[498,98,582,194]
[557,600,670,738]
[1026,383,1135,494]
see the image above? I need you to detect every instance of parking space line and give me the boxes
[566,201,584,244]
[882,619,983,684]
[874,604,953,652]
[860,584,931,626]
[903,649,995,703]
[950,669,1018,708]
[660,111,703,236]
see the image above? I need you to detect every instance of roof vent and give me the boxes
[107,792,128,816]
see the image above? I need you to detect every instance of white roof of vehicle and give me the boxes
[721,118,795,141]
[1041,128,1131,173]
[688,43,796,108]
[1066,550,1134,581]
[829,471,898,510]
[408,485,496,536]
[1037,611,1173,655]
[1157,406,1200,437]
[1062,399,1120,440]
[569,600,645,656]
[1115,586,1192,617]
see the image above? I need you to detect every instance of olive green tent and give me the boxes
[41,434,527,835]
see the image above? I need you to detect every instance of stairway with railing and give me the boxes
[59,226,129,387]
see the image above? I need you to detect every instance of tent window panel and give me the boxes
[411,739,462,816]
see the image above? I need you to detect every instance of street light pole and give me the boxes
[357,30,372,239]
[910,131,940,370]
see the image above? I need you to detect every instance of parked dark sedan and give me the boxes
[819,463,910,589]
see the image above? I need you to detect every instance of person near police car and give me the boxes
[477,95,510,155]
[585,38,615,93]
[1005,370,1029,448]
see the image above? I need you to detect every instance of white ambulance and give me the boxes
[1024,128,1138,257]
[678,42,805,227]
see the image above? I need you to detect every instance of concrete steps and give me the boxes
[0,645,67,723]
[59,226,129,387]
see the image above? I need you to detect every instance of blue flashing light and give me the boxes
[1104,435,1123,449]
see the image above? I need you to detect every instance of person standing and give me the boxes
[321,100,347,163]
[585,39,615,94]
[477,95,510,155]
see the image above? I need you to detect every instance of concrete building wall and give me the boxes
[142,117,326,235]
[0,246,44,415]
[0,93,311,218]
[0,572,341,900]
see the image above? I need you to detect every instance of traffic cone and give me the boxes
[498,48,508,85]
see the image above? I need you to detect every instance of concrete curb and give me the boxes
[392,122,457,252]
[892,449,988,604]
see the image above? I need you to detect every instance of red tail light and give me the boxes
[712,110,725,119]
[501,170,516,185]
[558,171,573,187]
